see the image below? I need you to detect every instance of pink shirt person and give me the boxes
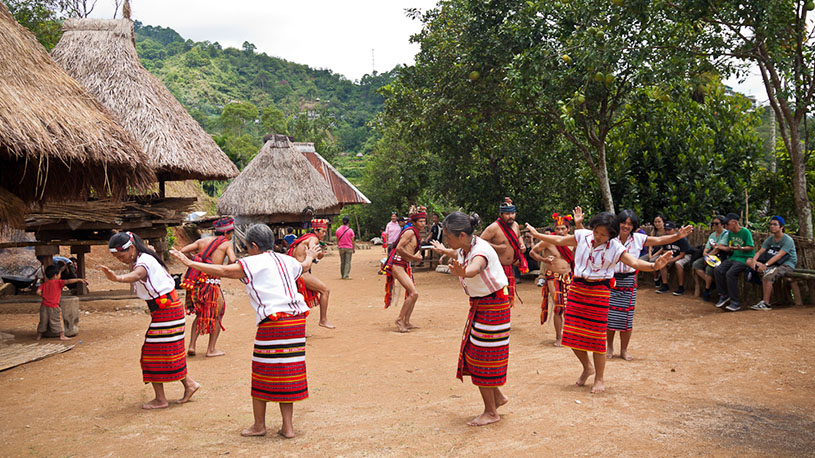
[336,225,355,249]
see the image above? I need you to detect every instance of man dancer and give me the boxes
[383,207,427,332]
[179,216,237,357]
[288,219,334,329]
[480,197,527,306]
[530,212,576,346]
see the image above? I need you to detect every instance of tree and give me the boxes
[6,0,64,50]
[220,101,258,135]
[672,0,815,237]
[261,103,288,135]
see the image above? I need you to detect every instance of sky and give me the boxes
[89,0,767,101]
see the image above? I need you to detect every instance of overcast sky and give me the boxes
[89,0,767,101]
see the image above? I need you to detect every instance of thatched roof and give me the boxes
[294,142,370,206]
[217,135,339,222]
[52,18,239,182]
[0,3,154,216]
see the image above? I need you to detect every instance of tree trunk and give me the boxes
[595,142,615,213]
[788,124,814,239]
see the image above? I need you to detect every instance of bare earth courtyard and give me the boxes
[1,246,814,457]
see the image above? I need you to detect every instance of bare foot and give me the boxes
[319,321,336,329]
[177,381,200,404]
[576,366,595,387]
[240,426,267,437]
[35,335,42,341]
[620,350,633,361]
[406,323,420,329]
[496,395,509,408]
[206,350,225,357]
[187,349,196,356]
[590,379,606,394]
[552,339,562,347]
[606,351,614,360]
[278,428,295,439]
[141,399,169,410]
[395,319,410,333]
[467,412,501,426]
[59,335,72,341]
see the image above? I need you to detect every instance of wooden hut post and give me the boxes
[70,245,90,295]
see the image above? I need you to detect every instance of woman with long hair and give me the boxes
[100,231,199,410]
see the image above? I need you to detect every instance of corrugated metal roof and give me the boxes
[294,142,371,206]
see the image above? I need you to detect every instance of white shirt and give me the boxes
[573,229,627,280]
[132,253,175,300]
[615,231,647,274]
[238,251,309,324]
[456,236,509,297]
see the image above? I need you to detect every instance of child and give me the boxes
[36,265,84,341]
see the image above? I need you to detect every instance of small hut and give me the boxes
[294,142,371,209]
[0,3,154,227]
[217,135,339,224]
[51,18,238,188]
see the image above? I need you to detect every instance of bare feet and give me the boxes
[141,399,169,410]
[177,381,200,404]
[576,366,595,387]
[467,412,501,426]
[206,350,225,357]
[590,379,606,394]
[620,351,633,361]
[606,351,614,360]
[35,335,42,341]
[319,321,336,329]
[59,335,72,341]
[277,428,295,439]
[395,319,410,333]
[552,339,562,347]
[406,323,420,329]
[240,426,267,437]
[495,395,509,408]
[187,349,196,356]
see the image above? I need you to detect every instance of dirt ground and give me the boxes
[1,245,814,457]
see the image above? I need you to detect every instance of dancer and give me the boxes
[430,212,510,426]
[179,216,236,357]
[100,231,199,410]
[383,206,427,332]
[170,224,320,438]
[287,219,334,329]
[480,197,527,306]
[608,210,692,360]
[526,213,672,393]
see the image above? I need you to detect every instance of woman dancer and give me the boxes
[608,210,692,360]
[100,232,199,409]
[170,224,319,438]
[526,213,672,393]
[430,212,510,426]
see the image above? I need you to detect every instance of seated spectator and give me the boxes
[655,221,691,295]
[714,213,755,311]
[692,215,728,301]
[283,227,297,246]
[746,216,797,310]
[643,214,666,287]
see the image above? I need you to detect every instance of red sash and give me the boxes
[180,235,229,289]
[383,225,420,271]
[556,245,575,270]
[496,219,529,274]
[287,232,318,257]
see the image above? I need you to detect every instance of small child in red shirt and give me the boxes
[36,265,85,341]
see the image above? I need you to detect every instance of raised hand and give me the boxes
[678,225,693,238]
[449,260,466,277]
[653,251,674,270]
[429,239,445,254]
[169,248,192,266]
[305,244,321,260]
[99,265,118,282]
[525,222,540,236]
[574,206,584,225]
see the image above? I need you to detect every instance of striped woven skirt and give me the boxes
[502,265,516,307]
[562,278,612,354]
[457,293,511,387]
[541,271,572,324]
[141,302,187,383]
[608,272,637,332]
[251,313,308,402]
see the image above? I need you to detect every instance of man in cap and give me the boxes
[288,219,335,328]
[714,213,755,311]
[383,206,427,332]
[179,216,237,357]
[479,197,527,306]
[746,216,798,310]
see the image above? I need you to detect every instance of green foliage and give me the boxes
[6,0,64,50]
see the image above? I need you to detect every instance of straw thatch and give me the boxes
[217,135,339,221]
[0,3,154,213]
[52,18,239,181]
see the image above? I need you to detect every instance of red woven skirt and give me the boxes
[251,313,308,402]
[457,293,511,387]
[141,300,187,383]
[561,278,611,353]
[541,271,572,324]
[502,265,516,307]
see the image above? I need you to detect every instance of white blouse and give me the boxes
[573,229,627,280]
[238,251,309,324]
[132,253,175,300]
[456,236,509,297]
[614,231,647,274]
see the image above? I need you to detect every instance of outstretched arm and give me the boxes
[449,256,487,279]
[100,265,147,283]
[429,240,457,258]
[525,223,577,247]
[168,249,246,279]
[644,225,693,247]
[620,251,673,272]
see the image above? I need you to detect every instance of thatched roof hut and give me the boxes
[51,18,239,182]
[217,135,339,223]
[294,142,371,207]
[0,3,154,221]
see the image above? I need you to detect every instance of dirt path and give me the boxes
[1,246,814,457]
